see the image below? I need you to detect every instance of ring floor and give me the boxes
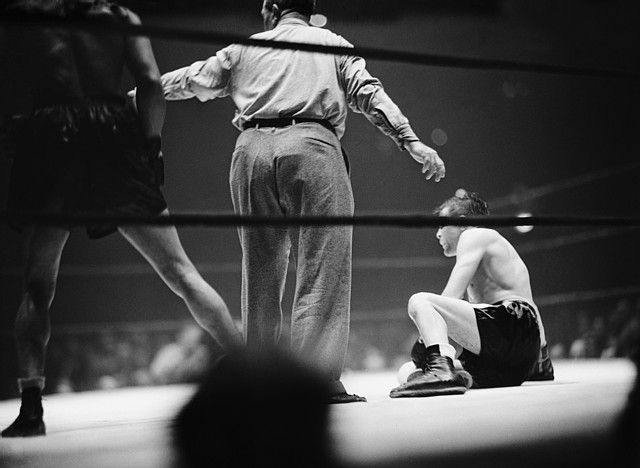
[0,359,636,468]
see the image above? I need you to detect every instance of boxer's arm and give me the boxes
[441,230,486,299]
[123,8,165,139]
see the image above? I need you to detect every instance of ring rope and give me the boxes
[1,14,638,230]
[487,160,640,210]
[1,227,634,278]
[1,13,638,80]
[516,226,639,254]
[535,284,640,307]
[1,212,640,228]
[0,279,634,336]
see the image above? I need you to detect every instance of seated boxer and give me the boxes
[391,190,553,398]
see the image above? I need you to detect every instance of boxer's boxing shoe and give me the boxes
[2,388,46,437]
[390,355,470,398]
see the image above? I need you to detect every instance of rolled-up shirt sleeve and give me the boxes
[340,55,419,149]
[162,48,233,102]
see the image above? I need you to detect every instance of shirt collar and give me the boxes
[276,17,310,28]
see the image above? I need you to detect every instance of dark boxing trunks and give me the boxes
[459,299,541,388]
[6,97,167,238]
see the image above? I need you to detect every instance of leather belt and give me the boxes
[243,117,334,133]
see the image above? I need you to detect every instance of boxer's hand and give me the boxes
[405,140,445,182]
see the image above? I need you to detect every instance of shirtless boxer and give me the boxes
[390,190,553,398]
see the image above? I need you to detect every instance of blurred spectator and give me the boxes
[3,296,638,398]
[549,342,567,360]
[569,313,608,359]
[361,344,387,371]
[601,298,630,358]
[50,335,92,393]
[611,298,640,359]
[343,330,367,372]
[129,331,155,386]
[149,323,216,385]
[569,298,640,360]
[344,330,388,371]
[172,347,337,468]
[92,331,131,390]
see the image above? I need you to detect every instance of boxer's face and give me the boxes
[436,207,464,257]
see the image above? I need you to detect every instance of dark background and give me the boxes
[1,0,639,378]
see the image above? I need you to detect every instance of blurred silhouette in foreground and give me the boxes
[612,344,640,468]
[172,348,338,468]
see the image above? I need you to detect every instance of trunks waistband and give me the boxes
[492,298,532,307]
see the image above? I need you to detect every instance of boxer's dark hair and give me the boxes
[434,190,490,217]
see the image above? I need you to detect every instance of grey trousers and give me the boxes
[230,122,354,386]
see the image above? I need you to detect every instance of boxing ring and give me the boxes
[0,359,636,468]
[1,2,640,468]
